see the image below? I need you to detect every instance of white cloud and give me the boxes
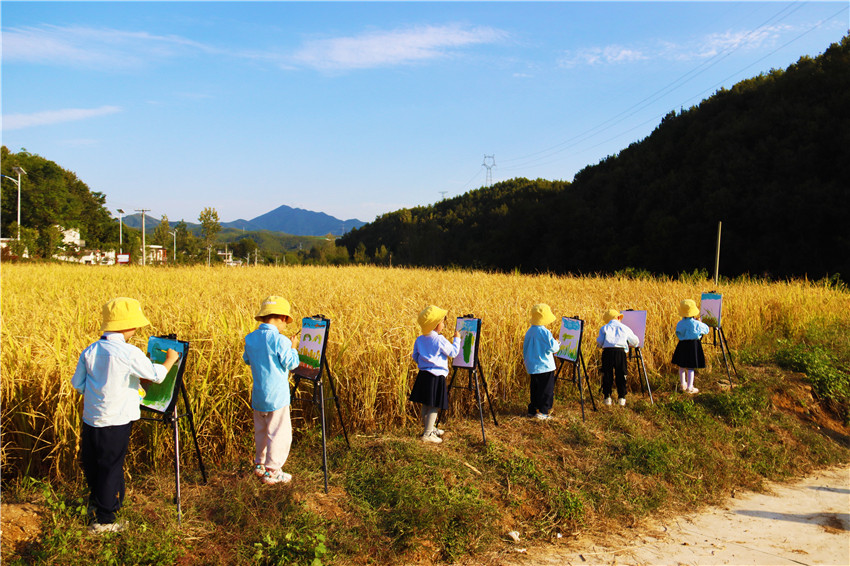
[290,24,508,71]
[560,24,793,67]
[2,25,216,69]
[3,106,122,131]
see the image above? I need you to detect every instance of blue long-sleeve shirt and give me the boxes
[523,325,560,374]
[676,318,710,341]
[412,332,461,377]
[243,323,300,412]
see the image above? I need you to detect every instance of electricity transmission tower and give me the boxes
[482,155,496,187]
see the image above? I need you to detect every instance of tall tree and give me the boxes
[199,207,221,265]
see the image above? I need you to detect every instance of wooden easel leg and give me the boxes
[636,349,654,404]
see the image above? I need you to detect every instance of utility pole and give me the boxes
[439,191,448,200]
[482,155,496,187]
[135,209,150,266]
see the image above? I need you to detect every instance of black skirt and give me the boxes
[409,370,449,410]
[672,339,706,369]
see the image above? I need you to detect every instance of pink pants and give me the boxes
[253,405,292,470]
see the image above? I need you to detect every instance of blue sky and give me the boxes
[2,2,847,226]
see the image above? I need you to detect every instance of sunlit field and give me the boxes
[2,263,846,479]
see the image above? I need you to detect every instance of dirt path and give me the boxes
[491,464,850,566]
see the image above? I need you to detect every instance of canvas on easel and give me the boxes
[554,316,596,420]
[140,335,207,525]
[618,310,654,404]
[291,315,350,493]
[443,315,498,444]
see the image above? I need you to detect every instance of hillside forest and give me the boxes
[340,35,850,282]
[2,36,848,279]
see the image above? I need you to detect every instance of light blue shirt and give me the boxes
[243,323,301,412]
[412,332,462,377]
[523,325,560,374]
[596,319,640,351]
[71,333,168,427]
[676,318,710,341]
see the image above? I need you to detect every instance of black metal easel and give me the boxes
[554,317,597,420]
[444,315,498,444]
[712,325,739,388]
[629,347,654,404]
[290,315,350,493]
[140,334,207,526]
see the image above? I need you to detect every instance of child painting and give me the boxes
[243,295,300,484]
[409,305,461,444]
[71,297,179,533]
[672,299,710,394]
[596,309,639,406]
[523,304,560,420]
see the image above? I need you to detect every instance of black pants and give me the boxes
[528,371,555,415]
[601,348,628,399]
[80,421,133,524]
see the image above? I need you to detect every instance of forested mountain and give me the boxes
[244,204,365,236]
[341,36,850,281]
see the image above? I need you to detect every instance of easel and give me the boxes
[629,347,654,404]
[711,325,739,388]
[140,334,207,526]
[290,315,350,493]
[444,315,498,444]
[554,317,597,421]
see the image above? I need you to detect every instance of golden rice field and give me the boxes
[2,263,847,479]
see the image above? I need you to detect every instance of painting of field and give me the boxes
[2,264,847,479]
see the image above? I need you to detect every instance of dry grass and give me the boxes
[2,263,847,479]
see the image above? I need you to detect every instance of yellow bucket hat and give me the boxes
[101,297,151,332]
[529,304,556,326]
[418,305,447,335]
[678,299,699,318]
[602,308,621,323]
[255,295,293,322]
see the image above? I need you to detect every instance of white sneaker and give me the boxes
[420,431,443,444]
[262,469,292,485]
[434,428,445,437]
[536,413,552,421]
[687,386,699,394]
[253,464,266,478]
[618,398,626,406]
[680,382,688,392]
[603,397,612,406]
[89,521,126,534]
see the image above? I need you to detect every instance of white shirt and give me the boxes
[596,319,640,351]
[71,332,168,427]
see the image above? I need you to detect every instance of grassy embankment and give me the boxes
[2,264,848,564]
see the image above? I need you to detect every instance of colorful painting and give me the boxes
[453,317,480,368]
[620,310,647,348]
[296,317,328,379]
[700,293,723,328]
[555,317,583,362]
[142,336,188,414]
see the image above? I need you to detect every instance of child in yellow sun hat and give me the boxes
[409,305,461,444]
[243,295,301,485]
[523,304,560,420]
[596,308,639,406]
[71,298,179,533]
[671,299,710,394]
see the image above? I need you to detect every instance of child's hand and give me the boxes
[291,332,300,346]
[164,349,179,365]
[453,330,460,339]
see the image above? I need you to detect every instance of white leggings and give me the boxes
[678,367,695,390]
[420,405,440,435]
